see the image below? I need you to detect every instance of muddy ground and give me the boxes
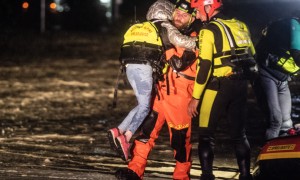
[0,31,299,180]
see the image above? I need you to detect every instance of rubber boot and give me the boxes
[173,161,191,180]
[234,136,252,180]
[128,139,154,179]
[115,168,141,180]
[200,173,215,180]
[198,139,215,180]
[239,173,253,180]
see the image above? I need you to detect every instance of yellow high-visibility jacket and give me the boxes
[193,16,256,99]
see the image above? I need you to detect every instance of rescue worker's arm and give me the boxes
[166,46,197,72]
[161,21,197,50]
[188,29,214,117]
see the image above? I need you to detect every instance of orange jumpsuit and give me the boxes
[128,48,197,180]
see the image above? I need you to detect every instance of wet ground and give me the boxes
[0,58,260,180]
[1,32,300,180]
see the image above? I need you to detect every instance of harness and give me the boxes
[173,70,195,80]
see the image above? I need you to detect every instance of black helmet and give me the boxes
[174,0,196,16]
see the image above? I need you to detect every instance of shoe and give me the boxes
[200,173,215,180]
[239,173,253,180]
[107,128,120,151]
[116,134,130,161]
[115,168,141,180]
[287,128,297,135]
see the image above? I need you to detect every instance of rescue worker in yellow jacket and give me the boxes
[188,0,256,180]
[115,0,201,179]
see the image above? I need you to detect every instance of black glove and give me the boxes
[169,50,196,72]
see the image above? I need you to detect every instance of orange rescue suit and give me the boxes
[128,45,197,180]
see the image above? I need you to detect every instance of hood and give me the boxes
[146,0,174,21]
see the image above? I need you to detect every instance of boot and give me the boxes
[115,168,141,180]
[239,173,253,180]
[200,173,215,180]
[198,138,214,179]
[173,161,191,180]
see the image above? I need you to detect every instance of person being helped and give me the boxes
[107,0,197,162]
[188,0,256,180]
[255,15,300,140]
[115,0,200,180]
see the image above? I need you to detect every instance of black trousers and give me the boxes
[197,77,251,176]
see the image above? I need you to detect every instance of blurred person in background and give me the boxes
[254,13,300,140]
[188,0,256,179]
[115,0,201,179]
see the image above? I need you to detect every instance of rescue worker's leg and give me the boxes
[127,100,166,179]
[197,78,252,180]
[163,78,193,180]
[171,126,192,180]
[226,80,252,180]
[198,129,215,180]
[197,86,222,180]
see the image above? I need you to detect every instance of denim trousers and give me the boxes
[118,64,153,134]
[259,69,293,140]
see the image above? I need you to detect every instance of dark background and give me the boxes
[1,0,300,118]
[1,0,300,60]
[1,0,300,35]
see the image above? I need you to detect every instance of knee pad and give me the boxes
[171,127,189,162]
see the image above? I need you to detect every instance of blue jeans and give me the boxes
[118,64,153,134]
[259,68,293,140]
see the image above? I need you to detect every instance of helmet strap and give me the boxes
[202,5,210,23]
[187,16,193,27]
[205,11,209,23]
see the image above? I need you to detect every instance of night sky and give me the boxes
[1,0,299,34]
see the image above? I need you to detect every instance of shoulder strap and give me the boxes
[112,66,127,108]
[151,20,172,51]
[149,20,171,97]
[148,20,162,44]
[148,20,159,32]
[213,19,236,56]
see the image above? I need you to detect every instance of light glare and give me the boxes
[22,2,29,9]
[50,2,57,10]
